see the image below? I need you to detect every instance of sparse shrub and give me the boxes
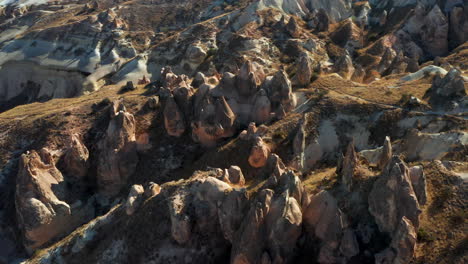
[398,93,413,105]
[272,130,288,141]
[450,210,467,226]
[437,186,454,206]
[207,48,218,57]
[417,228,435,242]
[317,89,329,100]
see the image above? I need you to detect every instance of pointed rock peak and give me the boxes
[62,134,89,179]
[239,60,254,77]
[378,136,392,170]
[215,96,236,129]
[296,54,314,87]
[109,99,126,118]
[286,16,301,38]
[369,155,421,234]
[341,139,357,191]
[164,95,186,137]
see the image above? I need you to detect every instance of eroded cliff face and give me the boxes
[0,61,92,111]
[0,0,467,264]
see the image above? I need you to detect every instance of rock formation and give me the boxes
[125,184,145,216]
[338,140,358,191]
[425,68,466,108]
[15,149,93,253]
[378,136,392,170]
[97,101,139,196]
[295,54,314,87]
[61,134,89,180]
[334,54,355,80]
[248,137,270,168]
[369,156,421,234]
[409,166,427,205]
[304,190,359,263]
[164,95,186,137]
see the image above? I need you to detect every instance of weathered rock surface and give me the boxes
[125,184,144,216]
[426,68,466,108]
[339,140,358,191]
[61,134,89,180]
[304,190,358,263]
[97,101,138,196]
[295,54,314,87]
[409,166,427,205]
[369,156,421,234]
[164,95,186,137]
[248,137,270,168]
[375,217,417,264]
[15,149,93,253]
[378,136,392,170]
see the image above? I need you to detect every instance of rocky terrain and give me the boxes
[0,0,467,263]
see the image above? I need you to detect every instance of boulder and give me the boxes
[265,190,302,263]
[16,150,69,252]
[164,95,186,137]
[97,103,138,196]
[369,156,421,234]
[231,170,305,264]
[121,81,135,92]
[248,137,270,168]
[227,166,245,186]
[144,182,161,198]
[186,44,207,65]
[125,184,144,216]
